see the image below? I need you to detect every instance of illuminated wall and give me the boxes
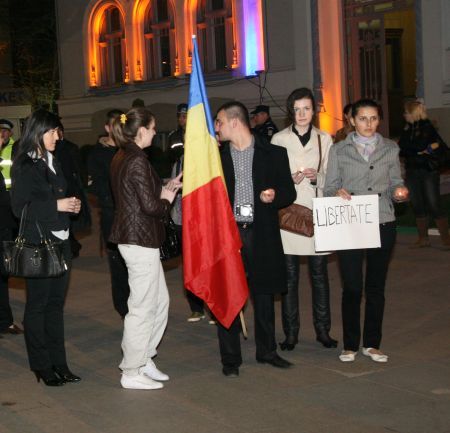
[317,0,345,135]
[86,0,265,87]
[242,0,265,76]
[86,0,127,87]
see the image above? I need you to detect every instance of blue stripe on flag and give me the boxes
[188,37,215,137]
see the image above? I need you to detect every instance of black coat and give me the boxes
[11,154,70,244]
[0,172,15,230]
[220,135,296,294]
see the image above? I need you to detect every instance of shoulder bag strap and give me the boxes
[315,134,322,198]
[16,203,29,240]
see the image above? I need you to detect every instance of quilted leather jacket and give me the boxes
[109,142,170,248]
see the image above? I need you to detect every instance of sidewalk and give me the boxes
[1,212,449,433]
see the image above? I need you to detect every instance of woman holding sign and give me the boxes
[324,99,408,363]
[272,87,338,351]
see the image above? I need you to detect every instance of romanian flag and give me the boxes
[182,37,249,329]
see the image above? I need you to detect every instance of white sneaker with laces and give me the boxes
[120,372,164,390]
[141,359,169,381]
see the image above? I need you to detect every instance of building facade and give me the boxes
[55,0,450,145]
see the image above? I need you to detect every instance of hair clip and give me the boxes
[120,113,127,124]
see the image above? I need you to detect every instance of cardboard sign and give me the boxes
[313,195,380,252]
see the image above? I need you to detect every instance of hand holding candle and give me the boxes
[393,186,409,202]
[260,188,275,203]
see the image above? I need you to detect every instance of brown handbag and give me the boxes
[279,203,314,237]
[278,134,322,237]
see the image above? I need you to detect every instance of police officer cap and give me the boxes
[177,103,188,114]
[0,119,13,130]
[250,105,270,115]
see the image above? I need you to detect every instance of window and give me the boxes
[144,0,175,79]
[196,0,235,73]
[98,6,126,86]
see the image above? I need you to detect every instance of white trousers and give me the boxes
[118,245,169,376]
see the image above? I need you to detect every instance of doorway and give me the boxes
[343,0,416,138]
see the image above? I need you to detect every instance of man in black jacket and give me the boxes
[88,109,130,318]
[215,101,296,377]
[0,170,23,334]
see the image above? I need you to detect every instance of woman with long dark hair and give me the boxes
[109,107,180,390]
[271,88,338,351]
[11,109,81,386]
[325,99,409,363]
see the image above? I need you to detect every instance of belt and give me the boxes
[236,222,253,229]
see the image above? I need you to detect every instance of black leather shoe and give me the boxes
[222,366,239,377]
[256,354,292,368]
[1,324,24,335]
[34,370,65,387]
[316,332,338,348]
[53,366,81,383]
[279,336,298,351]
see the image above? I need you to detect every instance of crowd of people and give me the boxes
[0,91,448,390]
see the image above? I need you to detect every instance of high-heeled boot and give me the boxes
[279,255,299,351]
[53,365,81,383]
[309,255,338,348]
[410,217,430,248]
[435,218,450,250]
[34,369,65,386]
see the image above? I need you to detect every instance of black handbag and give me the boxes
[2,204,67,278]
[159,217,181,261]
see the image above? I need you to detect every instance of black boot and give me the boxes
[309,256,338,348]
[280,255,300,351]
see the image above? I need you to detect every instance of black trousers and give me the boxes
[24,240,72,371]
[0,228,14,331]
[282,254,331,340]
[337,222,396,352]
[175,225,204,314]
[217,225,277,367]
[406,168,444,219]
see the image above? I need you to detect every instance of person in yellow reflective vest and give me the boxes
[0,118,23,335]
[0,119,15,191]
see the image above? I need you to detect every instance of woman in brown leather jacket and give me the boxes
[109,108,181,390]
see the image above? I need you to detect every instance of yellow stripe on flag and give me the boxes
[182,103,224,197]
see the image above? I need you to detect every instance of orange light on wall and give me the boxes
[87,0,127,87]
[133,0,179,80]
[132,0,148,81]
[317,0,344,135]
[184,0,197,74]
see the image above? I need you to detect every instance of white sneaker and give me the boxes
[141,359,169,381]
[120,372,164,390]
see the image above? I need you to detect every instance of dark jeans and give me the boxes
[282,254,331,340]
[217,225,277,367]
[0,227,14,331]
[24,240,72,371]
[406,169,444,219]
[337,222,396,352]
[175,224,204,314]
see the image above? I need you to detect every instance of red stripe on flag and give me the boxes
[183,177,248,328]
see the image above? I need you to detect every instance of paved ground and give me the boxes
[1,208,450,433]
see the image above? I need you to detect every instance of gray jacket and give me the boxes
[324,135,404,224]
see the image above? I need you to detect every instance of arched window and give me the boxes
[196,0,235,73]
[144,0,176,79]
[97,6,126,85]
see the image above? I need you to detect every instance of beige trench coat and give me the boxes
[271,125,333,256]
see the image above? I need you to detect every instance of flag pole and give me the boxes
[239,311,248,339]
